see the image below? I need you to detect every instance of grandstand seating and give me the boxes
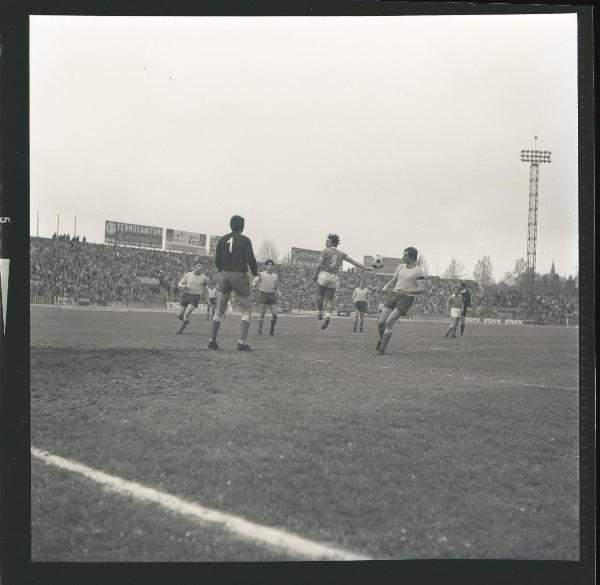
[29,237,578,325]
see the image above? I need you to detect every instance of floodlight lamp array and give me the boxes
[520,150,552,163]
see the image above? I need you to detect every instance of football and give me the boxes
[371,255,384,269]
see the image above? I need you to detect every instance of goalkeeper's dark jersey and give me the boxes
[215,232,258,276]
[459,288,472,308]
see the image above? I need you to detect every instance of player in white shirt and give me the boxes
[376,247,426,354]
[252,259,279,335]
[176,262,209,334]
[352,281,370,332]
[206,281,218,320]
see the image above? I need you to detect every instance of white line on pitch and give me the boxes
[31,447,370,561]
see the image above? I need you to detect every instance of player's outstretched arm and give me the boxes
[346,256,372,271]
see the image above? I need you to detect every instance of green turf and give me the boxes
[30,306,579,561]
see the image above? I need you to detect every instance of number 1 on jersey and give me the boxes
[228,238,233,253]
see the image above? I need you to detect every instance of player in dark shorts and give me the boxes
[252,259,279,335]
[458,281,472,336]
[376,247,426,355]
[352,281,370,332]
[209,215,258,351]
[176,262,208,334]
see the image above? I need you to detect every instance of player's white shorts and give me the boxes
[450,308,462,319]
[317,271,340,289]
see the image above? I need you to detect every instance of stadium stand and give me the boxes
[30,237,578,325]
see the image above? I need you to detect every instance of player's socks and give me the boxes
[380,330,392,352]
[211,319,221,340]
[376,340,381,350]
[377,322,386,341]
[460,325,465,335]
[257,318,264,334]
[208,339,219,350]
[353,320,357,332]
[270,314,277,333]
[359,319,364,332]
[240,319,250,343]
[178,319,189,333]
[321,317,330,330]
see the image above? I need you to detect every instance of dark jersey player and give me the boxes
[312,234,371,330]
[209,215,258,351]
[458,281,472,336]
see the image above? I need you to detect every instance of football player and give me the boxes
[376,247,425,354]
[209,215,258,351]
[312,234,371,330]
[176,262,209,334]
[253,259,279,335]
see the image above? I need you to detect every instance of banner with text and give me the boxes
[364,255,404,275]
[165,229,207,254]
[291,247,321,267]
[104,221,163,249]
[208,235,221,256]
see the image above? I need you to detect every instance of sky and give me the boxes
[30,13,579,279]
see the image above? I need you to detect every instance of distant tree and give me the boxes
[256,239,280,263]
[443,259,464,281]
[501,257,527,288]
[473,255,495,289]
[279,250,292,265]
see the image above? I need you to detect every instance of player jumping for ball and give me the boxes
[445,288,464,338]
[209,215,258,351]
[253,259,279,335]
[376,247,425,354]
[176,262,209,334]
[352,280,370,332]
[312,234,372,330]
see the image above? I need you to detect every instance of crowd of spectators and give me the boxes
[30,237,578,325]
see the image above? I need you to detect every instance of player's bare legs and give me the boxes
[321,288,335,329]
[445,316,459,338]
[237,295,252,350]
[459,315,466,335]
[316,285,326,320]
[209,291,229,349]
[376,306,393,350]
[353,308,365,332]
[257,303,267,334]
[177,303,196,334]
[268,303,278,335]
[377,307,402,354]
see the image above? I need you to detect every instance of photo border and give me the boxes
[0,2,594,584]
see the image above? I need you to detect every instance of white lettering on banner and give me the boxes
[484,318,502,324]
[504,319,523,325]
[465,317,481,324]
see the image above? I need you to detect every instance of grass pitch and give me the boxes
[30,305,579,561]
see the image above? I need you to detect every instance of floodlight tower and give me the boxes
[520,137,551,316]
